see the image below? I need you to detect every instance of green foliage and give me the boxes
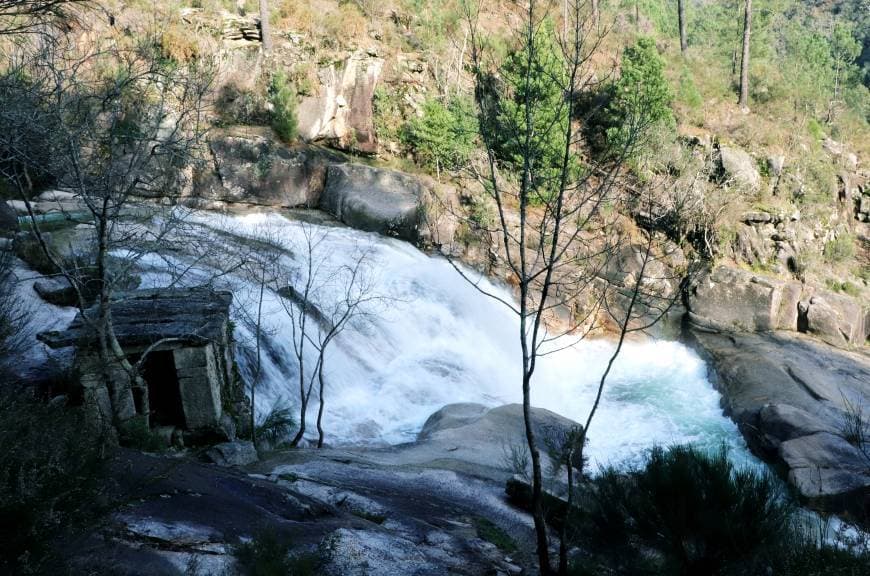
[235,529,319,576]
[676,67,703,110]
[825,279,861,297]
[268,71,298,143]
[373,86,404,146]
[117,415,166,451]
[573,445,793,575]
[403,96,477,172]
[493,19,575,203]
[606,37,675,157]
[0,391,107,573]
[255,403,295,447]
[807,117,826,140]
[823,233,855,264]
[472,517,517,553]
[13,234,58,275]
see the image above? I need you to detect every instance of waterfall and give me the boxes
[157,210,755,468]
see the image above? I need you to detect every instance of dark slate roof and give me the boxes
[37,288,233,349]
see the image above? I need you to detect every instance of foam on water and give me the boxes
[178,211,754,468]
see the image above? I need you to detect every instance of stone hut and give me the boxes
[38,288,236,439]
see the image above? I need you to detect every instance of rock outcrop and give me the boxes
[688,266,802,332]
[297,51,384,154]
[719,145,760,191]
[65,440,536,574]
[206,441,258,467]
[192,134,443,245]
[319,163,424,242]
[192,131,344,208]
[688,330,870,517]
[688,265,867,349]
[343,403,582,483]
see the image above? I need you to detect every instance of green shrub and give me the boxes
[373,86,404,146]
[605,37,675,157]
[823,234,855,264]
[825,279,861,297]
[472,517,517,553]
[677,67,703,110]
[268,71,298,143]
[0,390,107,573]
[117,414,166,452]
[573,445,793,575]
[13,234,59,275]
[235,529,318,576]
[808,117,826,140]
[255,403,295,448]
[403,96,477,173]
[493,19,577,203]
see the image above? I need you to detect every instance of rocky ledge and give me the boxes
[63,404,579,575]
[688,329,870,519]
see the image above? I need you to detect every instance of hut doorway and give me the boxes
[141,350,186,428]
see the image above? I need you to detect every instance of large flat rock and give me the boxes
[319,164,424,243]
[689,329,870,516]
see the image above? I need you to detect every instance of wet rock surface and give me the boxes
[688,329,870,517]
[63,404,543,575]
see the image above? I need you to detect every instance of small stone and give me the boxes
[206,441,258,467]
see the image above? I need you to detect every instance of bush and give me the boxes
[235,529,318,576]
[255,402,295,448]
[117,414,166,451]
[493,19,576,203]
[823,234,855,264]
[268,71,298,143]
[403,96,477,173]
[0,390,107,574]
[0,252,29,382]
[13,234,59,275]
[573,445,793,575]
[605,37,675,157]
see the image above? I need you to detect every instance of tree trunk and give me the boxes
[635,0,640,32]
[592,0,599,27]
[316,352,326,448]
[520,310,551,573]
[259,0,272,54]
[252,271,265,448]
[678,0,688,55]
[827,58,841,123]
[738,0,752,111]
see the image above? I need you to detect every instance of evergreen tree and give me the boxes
[606,36,674,156]
[495,19,575,203]
[404,96,477,174]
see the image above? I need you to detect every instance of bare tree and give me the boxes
[678,0,687,55]
[310,247,382,448]
[0,0,86,35]
[274,223,384,448]
[276,223,327,447]
[738,0,752,110]
[461,2,692,573]
[0,29,218,428]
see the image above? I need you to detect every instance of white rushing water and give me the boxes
[145,210,755,469]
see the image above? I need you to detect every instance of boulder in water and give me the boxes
[319,163,424,242]
[688,329,870,517]
[373,403,582,482]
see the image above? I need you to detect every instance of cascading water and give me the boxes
[152,210,755,469]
